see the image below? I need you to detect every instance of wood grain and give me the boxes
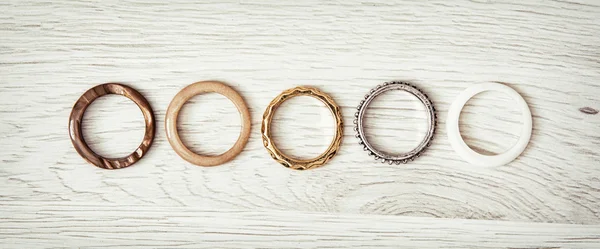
[1,0,599,246]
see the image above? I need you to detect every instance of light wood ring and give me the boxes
[261,86,344,170]
[165,81,251,166]
[68,83,156,170]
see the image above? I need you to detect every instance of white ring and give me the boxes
[447,83,532,167]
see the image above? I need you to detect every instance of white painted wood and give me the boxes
[1,0,599,247]
[1,204,600,249]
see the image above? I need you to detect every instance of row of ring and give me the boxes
[69,81,533,170]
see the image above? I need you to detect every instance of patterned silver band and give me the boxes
[354,82,436,164]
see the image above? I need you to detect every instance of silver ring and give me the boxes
[354,82,436,164]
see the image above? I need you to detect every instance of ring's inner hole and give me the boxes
[82,94,145,158]
[459,90,522,156]
[363,90,428,156]
[177,93,241,156]
[271,95,335,160]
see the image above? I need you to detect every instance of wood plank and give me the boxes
[1,204,599,248]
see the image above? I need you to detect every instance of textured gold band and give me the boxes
[261,86,343,170]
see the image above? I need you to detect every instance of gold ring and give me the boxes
[261,86,343,170]
[165,81,252,166]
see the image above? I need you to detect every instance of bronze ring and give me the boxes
[261,86,343,170]
[68,83,156,170]
[165,81,252,166]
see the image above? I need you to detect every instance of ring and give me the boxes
[68,83,156,170]
[354,82,436,164]
[165,81,251,166]
[261,86,343,170]
[446,83,532,167]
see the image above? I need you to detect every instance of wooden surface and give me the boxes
[1,0,599,247]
